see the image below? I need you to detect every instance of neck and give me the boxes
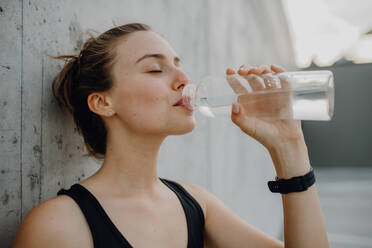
[92,126,166,197]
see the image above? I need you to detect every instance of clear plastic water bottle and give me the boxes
[182,70,334,120]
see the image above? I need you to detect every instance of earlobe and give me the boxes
[103,95,116,117]
[87,93,115,117]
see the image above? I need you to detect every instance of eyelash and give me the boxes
[149,70,162,73]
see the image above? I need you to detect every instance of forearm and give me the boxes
[268,139,329,248]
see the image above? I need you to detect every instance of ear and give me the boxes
[87,92,115,117]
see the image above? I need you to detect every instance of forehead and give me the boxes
[114,31,177,65]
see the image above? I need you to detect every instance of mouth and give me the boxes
[173,97,194,112]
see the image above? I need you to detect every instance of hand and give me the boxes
[227,64,305,151]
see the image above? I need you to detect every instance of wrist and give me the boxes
[268,138,311,179]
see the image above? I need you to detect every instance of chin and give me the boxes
[170,117,196,135]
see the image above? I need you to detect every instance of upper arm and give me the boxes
[180,182,283,248]
[12,196,88,248]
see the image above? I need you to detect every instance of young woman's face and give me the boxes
[108,31,195,136]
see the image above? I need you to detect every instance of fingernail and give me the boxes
[273,64,285,70]
[232,103,239,114]
[226,68,235,75]
[237,68,246,75]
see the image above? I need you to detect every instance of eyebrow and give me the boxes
[135,53,181,64]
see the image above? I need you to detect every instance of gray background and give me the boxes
[302,61,372,168]
[301,61,372,247]
[0,0,295,247]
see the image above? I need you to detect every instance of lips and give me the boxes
[173,97,193,112]
[173,98,182,106]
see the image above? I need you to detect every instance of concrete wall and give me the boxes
[0,0,295,246]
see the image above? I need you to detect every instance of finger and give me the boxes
[242,74,266,91]
[231,102,257,137]
[250,67,261,74]
[240,65,271,75]
[245,65,268,75]
[232,102,240,115]
[262,73,281,88]
[270,65,291,89]
[238,65,254,75]
[226,73,250,94]
[236,65,266,91]
[226,68,235,75]
[258,65,270,74]
[270,64,285,73]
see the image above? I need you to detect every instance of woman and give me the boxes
[12,23,329,247]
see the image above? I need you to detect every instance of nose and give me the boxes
[172,68,190,91]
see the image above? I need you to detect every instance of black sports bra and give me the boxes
[57,178,205,247]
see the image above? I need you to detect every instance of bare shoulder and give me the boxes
[12,195,92,248]
[178,181,283,248]
[177,181,216,218]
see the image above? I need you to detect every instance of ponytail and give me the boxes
[52,55,80,113]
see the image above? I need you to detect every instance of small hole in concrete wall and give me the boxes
[33,145,41,158]
[0,65,10,70]
[1,192,9,205]
[0,7,3,13]
[55,135,63,150]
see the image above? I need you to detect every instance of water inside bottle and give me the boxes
[197,86,333,120]
[292,86,333,120]
[183,71,334,120]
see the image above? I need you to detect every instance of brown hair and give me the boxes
[53,23,151,158]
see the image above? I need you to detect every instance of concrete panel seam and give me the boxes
[20,0,24,222]
[39,55,44,204]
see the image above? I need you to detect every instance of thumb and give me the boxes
[231,102,256,137]
[231,102,241,115]
[231,102,244,124]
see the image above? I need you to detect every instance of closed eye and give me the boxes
[149,70,162,73]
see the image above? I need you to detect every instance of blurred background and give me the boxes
[0,0,371,247]
[283,0,372,247]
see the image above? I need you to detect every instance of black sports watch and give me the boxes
[268,167,315,194]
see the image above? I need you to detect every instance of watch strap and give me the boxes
[268,168,315,194]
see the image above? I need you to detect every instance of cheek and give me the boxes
[112,82,171,129]
[131,85,169,113]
